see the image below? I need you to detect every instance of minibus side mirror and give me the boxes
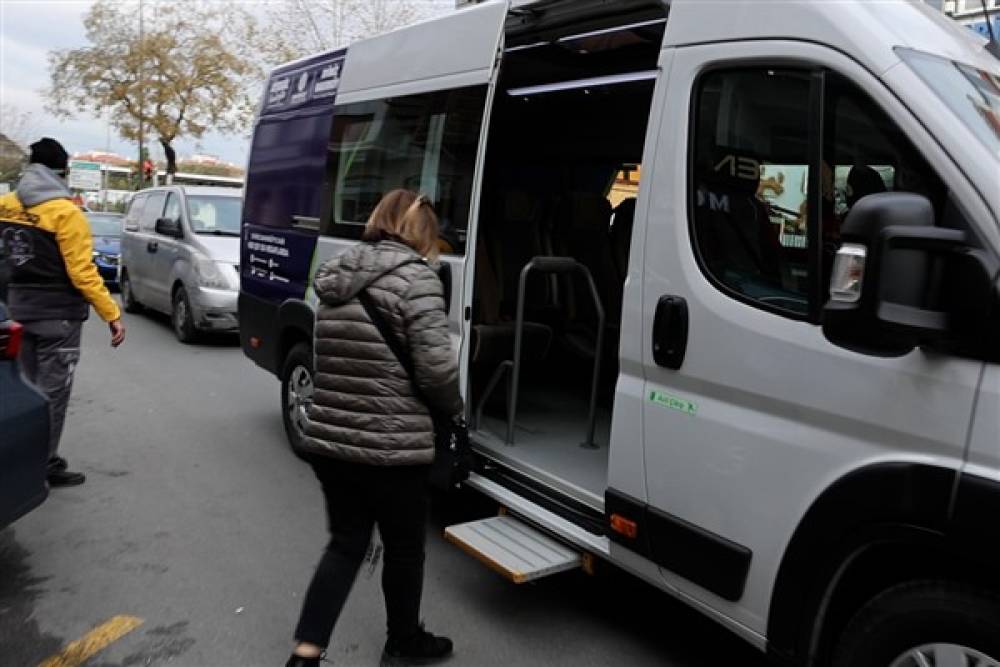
[822,193,995,358]
[155,217,183,239]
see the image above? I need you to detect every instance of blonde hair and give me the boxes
[362,189,441,260]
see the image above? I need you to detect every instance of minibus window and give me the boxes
[690,66,948,322]
[822,72,947,295]
[323,86,488,254]
[691,68,813,316]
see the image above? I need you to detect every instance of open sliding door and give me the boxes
[313,1,510,402]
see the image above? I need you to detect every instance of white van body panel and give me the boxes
[336,0,507,104]
[607,49,674,506]
[967,366,1000,474]
[639,38,985,635]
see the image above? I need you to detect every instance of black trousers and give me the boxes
[294,457,430,648]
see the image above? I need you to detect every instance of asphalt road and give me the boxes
[0,306,770,667]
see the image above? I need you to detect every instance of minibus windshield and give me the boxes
[899,48,1000,155]
[187,195,241,235]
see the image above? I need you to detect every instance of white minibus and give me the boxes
[239,2,1000,664]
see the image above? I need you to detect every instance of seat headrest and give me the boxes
[565,192,612,231]
[846,164,887,208]
[504,190,541,225]
[612,197,637,225]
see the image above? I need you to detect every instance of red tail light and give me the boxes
[0,320,24,360]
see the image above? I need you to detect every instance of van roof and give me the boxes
[269,0,997,80]
[142,185,243,198]
[663,0,997,75]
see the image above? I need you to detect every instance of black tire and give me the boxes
[171,286,198,344]
[833,580,1000,667]
[280,342,314,458]
[120,269,142,313]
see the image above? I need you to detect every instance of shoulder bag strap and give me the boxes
[356,288,427,405]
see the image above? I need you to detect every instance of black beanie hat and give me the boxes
[29,138,69,172]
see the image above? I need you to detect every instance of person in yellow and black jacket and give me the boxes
[0,138,126,487]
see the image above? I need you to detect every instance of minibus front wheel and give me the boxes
[833,580,1000,667]
[281,342,313,457]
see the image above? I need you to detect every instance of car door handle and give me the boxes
[652,295,689,370]
[147,241,158,253]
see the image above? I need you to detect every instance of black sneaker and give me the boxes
[284,654,323,667]
[47,470,86,487]
[382,627,453,666]
[47,456,68,473]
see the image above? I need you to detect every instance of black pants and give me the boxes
[19,319,83,470]
[294,458,430,648]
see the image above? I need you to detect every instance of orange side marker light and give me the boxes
[609,513,638,539]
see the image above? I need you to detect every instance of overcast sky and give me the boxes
[0,0,454,166]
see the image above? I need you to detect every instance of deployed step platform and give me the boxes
[445,514,582,583]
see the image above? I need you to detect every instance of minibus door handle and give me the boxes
[652,295,688,370]
[147,240,159,253]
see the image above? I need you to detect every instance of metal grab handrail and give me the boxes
[474,360,512,431]
[473,256,605,448]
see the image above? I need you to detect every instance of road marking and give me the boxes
[38,615,144,667]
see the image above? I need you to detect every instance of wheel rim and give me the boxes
[890,644,1000,667]
[174,294,187,333]
[285,365,314,439]
[122,274,131,303]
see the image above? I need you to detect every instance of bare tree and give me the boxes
[0,104,38,182]
[46,0,255,178]
[0,104,38,150]
[252,0,444,68]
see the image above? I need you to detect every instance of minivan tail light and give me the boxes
[829,243,867,303]
[0,321,24,360]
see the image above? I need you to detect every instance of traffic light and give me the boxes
[143,160,153,181]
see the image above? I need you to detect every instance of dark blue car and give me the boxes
[86,212,123,291]
[0,300,49,530]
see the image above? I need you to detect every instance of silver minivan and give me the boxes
[120,185,241,342]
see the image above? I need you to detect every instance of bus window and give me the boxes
[323,86,488,254]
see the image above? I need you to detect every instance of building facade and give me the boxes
[937,0,1000,38]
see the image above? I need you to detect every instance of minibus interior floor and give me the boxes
[472,359,614,509]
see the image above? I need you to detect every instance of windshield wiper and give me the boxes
[195,229,241,237]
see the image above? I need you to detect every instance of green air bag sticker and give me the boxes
[649,390,697,415]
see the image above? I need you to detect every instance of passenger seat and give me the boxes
[609,197,637,285]
[554,192,617,360]
[471,190,554,371]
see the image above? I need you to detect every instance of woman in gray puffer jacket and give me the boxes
[287,190,463,667]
